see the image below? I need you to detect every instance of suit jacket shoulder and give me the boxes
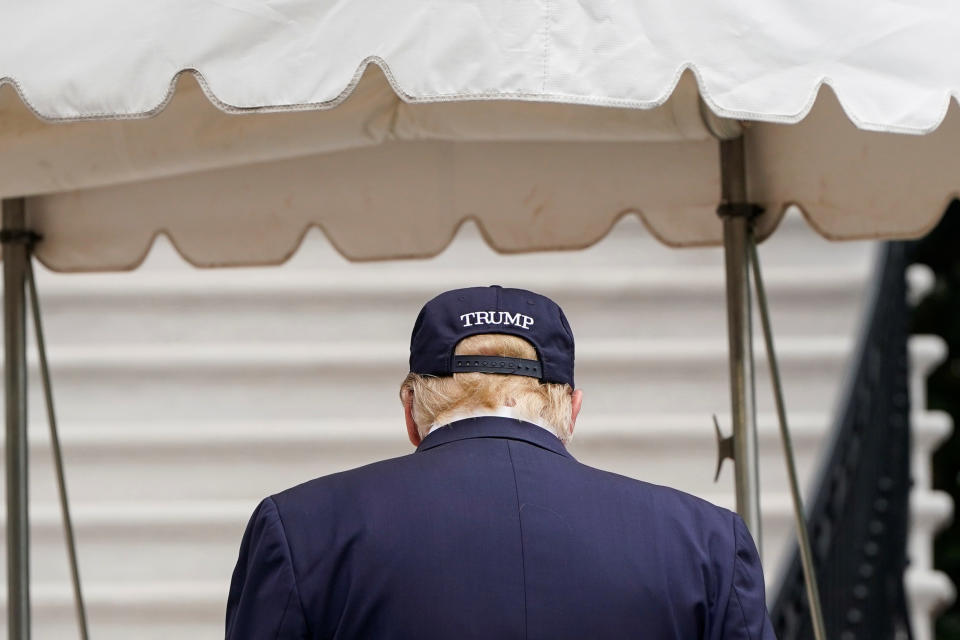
[227,419,776,639]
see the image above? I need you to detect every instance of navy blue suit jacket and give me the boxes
[226,417,776,639]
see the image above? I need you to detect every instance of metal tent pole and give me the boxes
[26,253,89,640]
[3,198,30,639]
[713,127,825,636]
[750,238,826,640]
[717,137,762,550]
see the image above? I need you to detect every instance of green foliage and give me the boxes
[911,200,960,640]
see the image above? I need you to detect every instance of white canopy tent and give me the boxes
[2,1,959,637]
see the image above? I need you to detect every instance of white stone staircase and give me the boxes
[0,211,952,638]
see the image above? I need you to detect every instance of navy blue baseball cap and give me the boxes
[408,286,575,387]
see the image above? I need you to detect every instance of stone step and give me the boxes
[26,263,871,344]
[0,580,223,640]
[30,275,874,347]
[19,412,831,503]
[7,336,858,422]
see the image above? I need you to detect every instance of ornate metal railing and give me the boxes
[770,242,914,639]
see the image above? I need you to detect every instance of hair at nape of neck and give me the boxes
[401,333,574,443]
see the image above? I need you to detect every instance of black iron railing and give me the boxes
[770,242,914,639]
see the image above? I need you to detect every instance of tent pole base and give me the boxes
[3,197,30,640]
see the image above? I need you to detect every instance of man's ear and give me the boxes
[403,389,422,447]
[569,389,583,438]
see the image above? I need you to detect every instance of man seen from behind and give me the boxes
[226,285,777,639]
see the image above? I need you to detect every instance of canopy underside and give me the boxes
[1,66,956,271]
[0,0,958,270]
[17,77,960,271]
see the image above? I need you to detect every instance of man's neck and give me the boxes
[428,406,556,436]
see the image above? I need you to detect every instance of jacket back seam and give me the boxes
[506,440,529,640]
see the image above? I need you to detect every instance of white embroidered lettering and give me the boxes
[460,310,535,329]
[502,312,521,326]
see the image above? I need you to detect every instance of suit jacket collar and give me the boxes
[416,415,574,460]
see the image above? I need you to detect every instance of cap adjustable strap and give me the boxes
[451,355,542,379]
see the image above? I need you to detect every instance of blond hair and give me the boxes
[400,334,574,443]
